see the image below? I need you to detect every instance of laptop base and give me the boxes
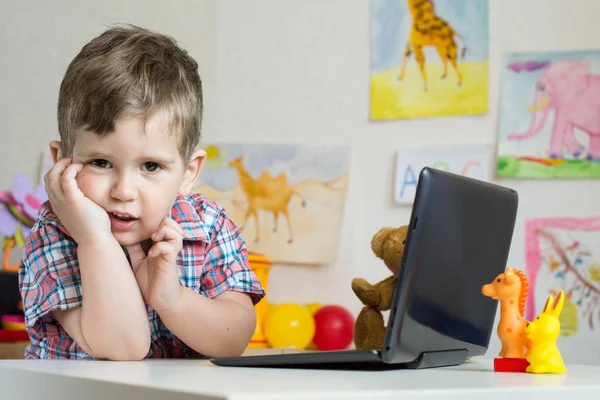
[210,348,469,371]
[403,349,469,369]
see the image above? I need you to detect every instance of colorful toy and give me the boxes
[264,303,315,349]
[1,314,25,331]
[304,303,323,350]
[0,173,47,271]
[351,225,408,350]
[481,267,532,372]
[312,305,354,351]
[492,357,530,373]
[305,303,323,315]
[0,328,29,342]
[525,290,567,374]
[246,252,272,348]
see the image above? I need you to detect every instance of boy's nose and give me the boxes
[110,176,137,202]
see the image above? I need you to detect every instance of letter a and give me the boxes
[400,165,417,198]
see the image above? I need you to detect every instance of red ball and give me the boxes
[312,305,355,351]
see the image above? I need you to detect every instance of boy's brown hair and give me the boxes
[57,24,203,162]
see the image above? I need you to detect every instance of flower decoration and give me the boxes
[0,173,47,271]
[10,172,47,221]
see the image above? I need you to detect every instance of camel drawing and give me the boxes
[228,155,306,243]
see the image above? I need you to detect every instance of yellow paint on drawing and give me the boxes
[370,60,488,120]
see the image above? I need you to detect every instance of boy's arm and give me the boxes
[38,158,150,360]
[52,236,151,360]
[158,289,256,357]
[155,207,264,357]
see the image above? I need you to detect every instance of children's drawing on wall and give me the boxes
[525,217,600,364]
[394,144,490,205]
[194,143,351,265]
[370,0,489,120]
[497,50,600,179]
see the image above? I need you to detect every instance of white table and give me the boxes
[1,355,600,399]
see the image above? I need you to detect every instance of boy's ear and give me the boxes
[49,141,63,163]
[179,149,206,196]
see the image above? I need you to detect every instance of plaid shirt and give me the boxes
[18,193,265,359]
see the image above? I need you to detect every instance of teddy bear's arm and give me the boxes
[351,278,380,307]
[374,276,397,311]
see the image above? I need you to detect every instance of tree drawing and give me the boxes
[535,227,600,335]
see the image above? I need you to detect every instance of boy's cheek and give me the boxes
[74,169,91,187]
[76,172,104,200]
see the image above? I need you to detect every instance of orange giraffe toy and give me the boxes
[482,267,531,360]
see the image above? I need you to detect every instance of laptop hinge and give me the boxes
[403,348,469,369]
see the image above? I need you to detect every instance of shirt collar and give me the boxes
[168,195,210,242]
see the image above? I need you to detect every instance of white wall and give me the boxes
[1,0,600,365]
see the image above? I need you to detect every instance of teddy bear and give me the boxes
[351,225,409,350]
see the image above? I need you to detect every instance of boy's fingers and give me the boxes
[151,218,167,242]
[45,158,72,200]
[167,218,184,235]
[152,228,165,243]
[163,218,184,241]
[61,163,83,199]
[152,218,183,244]
[148,241,174,260]
[161,225,183,255]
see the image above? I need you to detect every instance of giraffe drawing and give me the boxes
[228,156,306,244]
[398,0,467,91]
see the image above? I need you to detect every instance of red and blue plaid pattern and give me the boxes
[18,193,265,359]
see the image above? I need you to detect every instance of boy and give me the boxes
[18,24,265,360]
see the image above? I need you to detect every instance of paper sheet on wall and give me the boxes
[394,144,491,205]
[192,142,351,265]
[370,0,490,120]
[524,217,600,365]
[497,50,600,179]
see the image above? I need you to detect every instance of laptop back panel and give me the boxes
[383,167,518,364]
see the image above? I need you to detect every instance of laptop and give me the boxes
[210,167,518,370]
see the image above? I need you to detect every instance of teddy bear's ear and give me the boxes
[371,227,395,259]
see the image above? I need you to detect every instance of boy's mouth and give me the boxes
[110,212,137,221]
[108,211,140,230]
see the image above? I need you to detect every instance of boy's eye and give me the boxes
[142,162,161,172]
[91,159,110,168]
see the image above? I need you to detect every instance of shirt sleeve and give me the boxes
[19,219,83,333]
[199,211,266,305]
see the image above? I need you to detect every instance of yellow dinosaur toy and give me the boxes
[525,290,567,374]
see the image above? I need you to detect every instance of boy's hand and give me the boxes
[44,157,112,244]
[126,217,184,311]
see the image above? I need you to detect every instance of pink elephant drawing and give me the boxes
[507,59,600,161]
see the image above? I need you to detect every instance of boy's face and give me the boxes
[51,113,204,246]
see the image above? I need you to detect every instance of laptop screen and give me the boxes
[384,168,518,364]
